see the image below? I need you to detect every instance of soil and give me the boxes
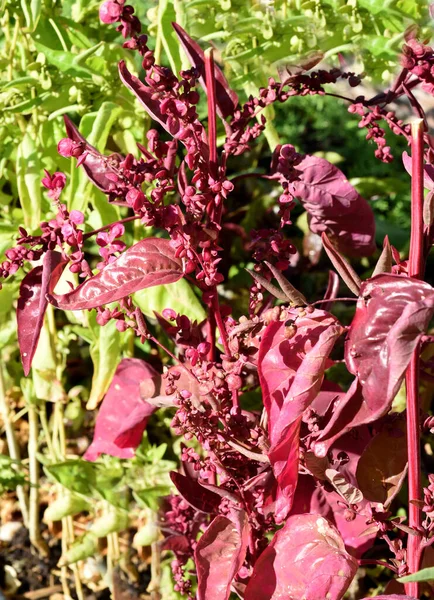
[0,526,152,599]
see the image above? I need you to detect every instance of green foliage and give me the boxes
[177,0,430,88]
[0,455,26,494]
[398,567,434,583]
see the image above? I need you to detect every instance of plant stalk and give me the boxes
[0,366,29,526]
[405,119,425,598]
[28,402,48,556]
[204,48,218,176]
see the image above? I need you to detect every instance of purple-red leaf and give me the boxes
[322,232,361,296]
[372,235,393,277]
[345,274,434,415]
[360,596,417,600]
[17,251,67,376]
[118,60,208,155]
[402,150,434,190]
[172,24,239,120]
[259,309,342,445]
[244,514,358,600]
[84,358,158,461]
[258,309,342,521]
[321,270,340,312]
[195,511,249,600]
[170,472,221,514]
[290,155,376,256]
[64,116,124,194]
[356,415,408,506]
[48,238,183,310]
[314,379,368,456]
[316,275,434,454]
[118,62,169,131]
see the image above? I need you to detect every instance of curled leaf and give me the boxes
[245,268,288,302]
[372,235,392,277]
[325,469,364,505]
[118,62,169,131]
[244,514,358,600]
[172,23,239,120]
[321,270,340,312]
[321,232,361,296]
[195,511,249,600]
[170,472,221,514]
[118,60,208,153]
[64,115,124,194]
[290,154,376,256]
[258,308,342,521]
[17,251,67,376]
[424,190,434,226]
[402,150,434,190]
[48,238,183,310]
[265,261,307,306]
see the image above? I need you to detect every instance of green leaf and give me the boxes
[59,533,98,565]
[0,455,26,494]
[43,491,91,521]
[398,567,434,583]
[157,0,183,75]
[93,461,128,507]
[44,460,97,496]
[3,93,51,115]
[31,319,63,402]
[34,42,96,78]
[21,0,42,32]
[1,76,40,91]
[0,319,17,350]
[0,224,18,258]
[133,486,172,512]
[16,132,42,230]
[133,278,206,323]
[87,315,121,410]
[90,506,129,536]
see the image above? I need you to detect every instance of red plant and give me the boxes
[3,4,434,598]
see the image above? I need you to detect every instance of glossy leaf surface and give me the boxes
[244,514,358,600]
[345,274,434,415]
[48,238,183,310]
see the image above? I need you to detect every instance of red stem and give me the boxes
[358,559,398,573]
[405,119,425,598]
[409,120,425,279]
[83,215,140,240]
[212,294,230,357]
[204,48,218,176]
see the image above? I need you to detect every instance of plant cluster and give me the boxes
[2,1,434,599]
